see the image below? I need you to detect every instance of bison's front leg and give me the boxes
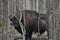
[25,30,32,40]
[25,38,31,40]
[25,35,32,40]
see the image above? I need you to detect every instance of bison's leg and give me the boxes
[25,30,33,40]
[25,32,32,40]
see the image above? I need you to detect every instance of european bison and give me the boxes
[9,10,48,40]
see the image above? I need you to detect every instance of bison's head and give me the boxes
[9,15,20,28]
[9,15,18,22]
[9,15,22,34]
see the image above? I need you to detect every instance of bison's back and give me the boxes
[22,10,48,34]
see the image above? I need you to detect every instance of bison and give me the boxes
[9,10,49,40]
